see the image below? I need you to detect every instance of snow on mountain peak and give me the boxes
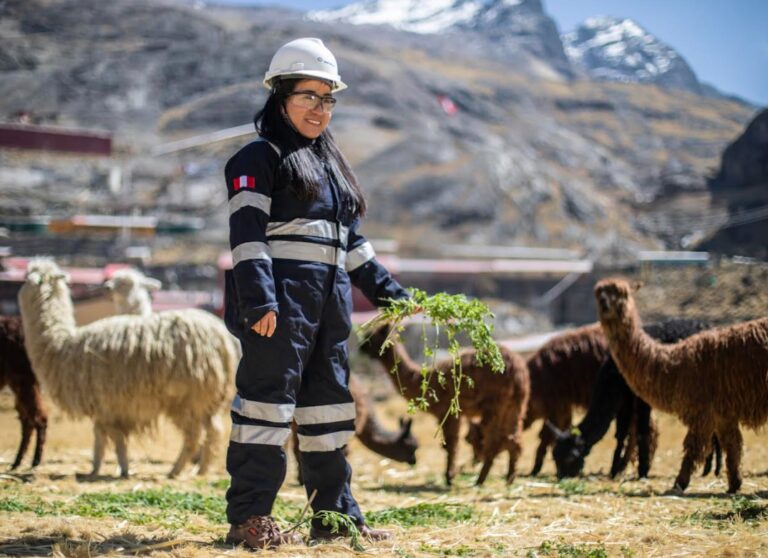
[309,0,490,34]
[562,16,700,91]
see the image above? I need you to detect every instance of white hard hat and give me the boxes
[263,37,347,92]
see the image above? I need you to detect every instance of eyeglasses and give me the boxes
[286,90,337,113]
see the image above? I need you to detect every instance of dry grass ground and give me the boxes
[1,375,767,558]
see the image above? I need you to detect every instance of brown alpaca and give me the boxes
[594,278,768,493]
[291,374,418,483]
[0,316,48,470]
[523,324,610,475]
[360,326,530,486]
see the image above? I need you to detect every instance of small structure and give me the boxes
[0,123,112,156]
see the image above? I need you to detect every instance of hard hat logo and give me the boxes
[263,38,347,92]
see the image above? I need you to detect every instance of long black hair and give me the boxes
[254,78,367,217]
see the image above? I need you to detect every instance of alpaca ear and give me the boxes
[104,279,115,291]
[142,277,162,291]
[54,272,71,284]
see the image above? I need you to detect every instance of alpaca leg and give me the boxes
[610,398,634,478]
[673,427,710,492]
[713,436,722,476]
[442,415,461,486]
[169,421,201,479]
[10,420,33,470]
[504,431,523,485]
[197,414,224,475]
[717,424,742,494]
[635,400,653,478]
[90,424,106,477]
[31,418,47,468]
[114,431,129,478]
[530,424,551,476]
[702,435,716,476]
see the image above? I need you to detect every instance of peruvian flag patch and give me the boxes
[233,175,256,191]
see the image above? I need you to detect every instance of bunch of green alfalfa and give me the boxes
[360,288,504,422]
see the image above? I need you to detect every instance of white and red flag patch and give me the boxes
[233,175,256,191]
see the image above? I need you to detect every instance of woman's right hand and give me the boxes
[251,311,277,337]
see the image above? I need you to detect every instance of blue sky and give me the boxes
[219,0,768,106]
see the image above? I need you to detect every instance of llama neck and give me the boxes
[19,284,78,374]
[603,301,674,411]
[377,342,423,401]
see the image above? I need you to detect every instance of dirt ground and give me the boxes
[1,374,767,558]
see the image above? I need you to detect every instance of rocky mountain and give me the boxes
[562,16,702,94]
[310,0,571,75]
[699,109,768,258]
[0,0,758,264]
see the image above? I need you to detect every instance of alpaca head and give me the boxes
[358,323,394,360]
[390,417,418,465]
[594,279,639,323]
[19,259,71,305]
[104,268,161,316]
[552,429,587,479]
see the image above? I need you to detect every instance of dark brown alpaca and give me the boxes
[0,316,48,470]
[291,374,418,483]
[594,278,768,493]
[360,325,530,486]
[523,323,610,475]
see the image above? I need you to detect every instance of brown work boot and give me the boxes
[310,523,392,542]
[226,515,301,549]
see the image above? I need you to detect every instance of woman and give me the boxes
[223,37,410,549]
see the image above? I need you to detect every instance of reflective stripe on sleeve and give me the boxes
[293,402,356,425]
[229,191,271,217]
[231,395,294,423]
[297,430,355,452]
[230,424,291,446]
[345,241,376,272]
[232,241,271,266]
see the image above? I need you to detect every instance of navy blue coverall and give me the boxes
[224,137,408,527]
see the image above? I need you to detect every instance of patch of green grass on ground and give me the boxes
[366,502,475,527]
[527,540,609,558]
[556,479,588,497]
[0,486,303,530]
[681,496,768,528]
[417,542,479,556]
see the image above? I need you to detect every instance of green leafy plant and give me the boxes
[360,288,504,423]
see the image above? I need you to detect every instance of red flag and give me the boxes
[233,175,256,191]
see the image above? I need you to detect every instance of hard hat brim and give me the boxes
[263,70,347,93]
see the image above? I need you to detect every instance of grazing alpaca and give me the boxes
[594,278,768,493]
[0,316,48,470]
[360,325,529,486]
[19,259,238,478]
[291,374,418,483]
[551,319,714,479]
